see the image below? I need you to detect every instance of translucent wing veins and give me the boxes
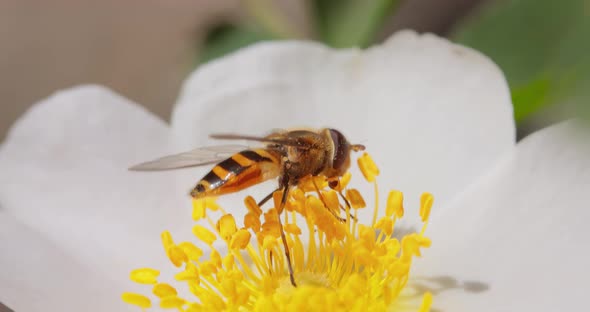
[128,144,247,171]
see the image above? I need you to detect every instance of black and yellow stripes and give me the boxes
[239,150,271,163]
[218,157,242,173]
[190,149,280,198]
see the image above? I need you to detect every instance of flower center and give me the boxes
[279,271,331,289]
[122,153,434,311]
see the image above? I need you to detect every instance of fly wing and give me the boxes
[128,144,247,171]
[210,131,321,150]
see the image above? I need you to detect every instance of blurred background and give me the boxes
[1,0,588,141]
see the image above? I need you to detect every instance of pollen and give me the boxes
[124,153,434,311]
[230,229,251,249]
[152,283,177,298]
[420,192,434,222]
[192,224,217,245]
[346,188,367,209]
[122,292,151,308]
[358,152,379,182]
[387,190,404,218]
[216,214,238,241]
[130,268,159,284]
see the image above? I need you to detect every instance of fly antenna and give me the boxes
[351,144,366,152]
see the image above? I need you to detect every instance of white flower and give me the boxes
[0,30,587,311]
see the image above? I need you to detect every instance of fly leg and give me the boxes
[277,181,297,287]
[257,188,280,207]
[337,190,356,221]
[312,179,346,222]
[328,179,356,221]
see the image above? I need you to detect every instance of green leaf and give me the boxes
[314,0,399,48]
[199,25,276,64]
[511,75,551,123]
[453,0,590,123]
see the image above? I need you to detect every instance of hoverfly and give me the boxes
[130,128,365,286]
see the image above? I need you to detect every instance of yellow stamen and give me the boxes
[419,292,433,312]
[124,152,434,311]
[192,225,216,245]
[178,241,203,262]
[160,296,185,309]
[345,188,366,209]
[244,212,262,232]
[358,152,379,182]
[230,229,252,249]
[420,192,434,222]
[216,214,238,241]
[244,196,262,217]
[167,245,188,267]
[175,262,199,282]
[204,197,221,211]
[152,283,177,298]
[161,231,174,251]
[332,172,352,191]
[122,292,151,308]
[192,198,206,221]
[130,268,159,284]
[386,190,404,218]
[284,223,302,235]
[375,216,393,236]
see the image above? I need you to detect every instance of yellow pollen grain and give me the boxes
[244,212,261,232]
[211,249,222,268]
[192,198,206,221]
[199,260,217,276]
[420,192,434,222]
[192,225,216,245]
[284,223,301,235]
[167,245,188,267]
[122,292,151,308]
[178,241,203,262]
[222,254,235,270]
[230,229,252,250]
[375,217,393,236]
[272,191,285,214]
[261,221,281,238]
[386,190,404,218]
[322,190,340,212]
[264,208,279,225]
[160,296,185,309]
[419,292,433,312]
[130,268,160,284]
[332,172,352,191]
[175,262,199,282]
[299,176,328,192]
[244,196,263,216]
[262,235,277,250]
[402,234,422,258]
[345,189,366,209]
[204,197,222,212]
[291,188,305,202]
[153,283,177,298]
[216,214,237,241]
[358,152,380,182]
[161,231,174,251]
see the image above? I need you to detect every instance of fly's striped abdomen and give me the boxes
[190,149,281,198]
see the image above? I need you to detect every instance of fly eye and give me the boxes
[328,129,350,171]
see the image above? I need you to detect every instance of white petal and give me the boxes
[417,120,590,311]
[0,211,136,311]
[172,30,515,226]
[0,85,196,293]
